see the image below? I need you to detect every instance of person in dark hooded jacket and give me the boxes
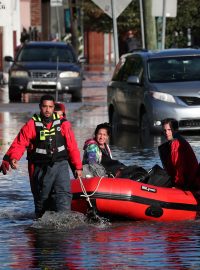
[159,118,200,190]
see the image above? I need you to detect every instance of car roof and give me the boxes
[124,48,200,60]
[24,41,72,48]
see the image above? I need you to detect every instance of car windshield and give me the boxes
[148,56,200,82]
[17,46,76,63]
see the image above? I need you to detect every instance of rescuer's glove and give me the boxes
[0,160,10,175]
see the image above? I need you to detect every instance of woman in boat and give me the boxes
[82,122,147,179]
[82,122,124,176]
[159,118,200,190]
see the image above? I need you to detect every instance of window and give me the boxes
[17,46,76,63]
[121,55,143,82]
[148,56,200,82]
[112,56,126,81]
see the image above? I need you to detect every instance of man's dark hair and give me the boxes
[40,95,55,105]
[161,118,179,131]
[94,122,111,136]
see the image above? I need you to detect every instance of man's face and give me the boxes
[162,123,174,141]
[40,100,55,118]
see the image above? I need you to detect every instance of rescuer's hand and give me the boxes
[0,160,10,175]
[75,169,82,179]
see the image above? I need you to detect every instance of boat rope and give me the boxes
[78,176,105,207]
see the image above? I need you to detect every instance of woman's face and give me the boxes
[162,123,174,141]
[96,128,109,147]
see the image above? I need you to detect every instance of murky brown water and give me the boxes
[1,70,200,269]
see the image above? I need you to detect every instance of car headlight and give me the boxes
[150,91,176,103]
[10,70,28,78]
[59,71,80,78]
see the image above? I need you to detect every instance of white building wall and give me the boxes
[0,0,21,73]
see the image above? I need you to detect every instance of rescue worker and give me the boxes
[159,118,200,190]
[28,101,67,188]
[28,101,68,209]
[0,95,82,218]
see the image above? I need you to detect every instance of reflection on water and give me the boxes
[110,128,164,150]
[2,219,200,269]
[110,129,164,170]
[1,102,200,268]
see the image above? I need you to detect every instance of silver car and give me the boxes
[107,48,200,133]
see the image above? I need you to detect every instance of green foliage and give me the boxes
[83,0,140,35]
[165,0,200,47]
[83,0,200,48]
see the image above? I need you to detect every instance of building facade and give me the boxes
[0,0,114,76]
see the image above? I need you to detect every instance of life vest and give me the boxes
[29,113,68,164]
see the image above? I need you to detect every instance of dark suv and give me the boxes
[5,41,85,102]
[107,48,200,133]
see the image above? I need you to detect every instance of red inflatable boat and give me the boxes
[71,177,200,222]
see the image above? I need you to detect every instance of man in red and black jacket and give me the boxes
[0,95,82,218]
[159,118,200,191]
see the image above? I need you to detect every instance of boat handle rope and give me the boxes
[78,176,105,207]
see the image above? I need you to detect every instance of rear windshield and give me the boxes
[17,45,77,63]
[148,56,200,82]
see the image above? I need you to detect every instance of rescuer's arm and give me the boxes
[0,119,36,174]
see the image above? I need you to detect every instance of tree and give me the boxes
[82,0,155,50]
[83,0,200,49]
[166,0,200,48]
[83,0,141,34]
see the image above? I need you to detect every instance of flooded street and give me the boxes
[1,68,200,269]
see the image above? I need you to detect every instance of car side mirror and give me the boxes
[127,75,140,84]
[4,56,14,62]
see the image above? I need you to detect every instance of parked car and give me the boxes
[5,41,85,102]
[107,48,200,133]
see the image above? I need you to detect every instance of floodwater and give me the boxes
[1,69,200,269]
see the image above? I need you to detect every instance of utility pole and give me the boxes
[143,0,157,50]
[139,0,145,49]
[161,0,166,50]
[69,0,79,55]
[111,0,119,64]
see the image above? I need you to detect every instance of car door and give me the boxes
[117,55,144,125]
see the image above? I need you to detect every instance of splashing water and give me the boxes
[31,210,111,230]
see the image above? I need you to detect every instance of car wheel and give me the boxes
[111,110,121,131]
[140,112,150,135]
[9,88,22,102]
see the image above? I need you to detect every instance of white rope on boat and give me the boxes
[78,176,105,207]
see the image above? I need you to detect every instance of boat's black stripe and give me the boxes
[73,192,200,211]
